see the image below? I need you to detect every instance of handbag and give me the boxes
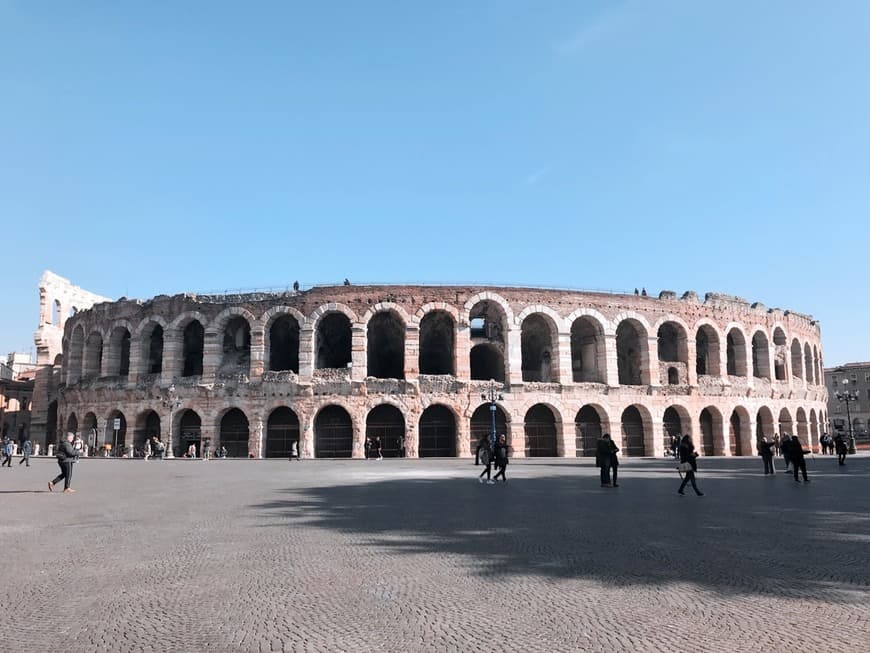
[677,462,693,472]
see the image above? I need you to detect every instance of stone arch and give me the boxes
[107,323,132,377]
[218,407,249,458]
[463,292,515,329]
[366,403,406,458]
[725,325,748,377]
[105,409,128,454]
[360,302,411,327]
[210,307,258,335]
[266,312,301,373]
[467,297,509,381]
[176,409,202,458]
[366,309,405,379]
[67,324,85,384]
[791,339,804,381]
[47,400,58,444]
[621,405,652,456]
[751,329,772,380]
[655,317,690,384]
[82,412,98,448]
[756,406,775,442]
[523,403,560,457]
[695,320,722,377]
[219,315,252,375]
[729,406,752,456]
[470,343,505,382]
[182,320,205,377]
[796,407,809,446]
[469,402,511,452]
[83,330,104,379]
[266,406,300,458]
[418,309,456,375]
[569,314,606,383]
[778,407,794,437]
[314,311,353,370]
[575,404,610,457]
[803,343,814,385]
[699,406,724,456]
[615,318,649,385]
[65,412,78,435]
[520,312,559,383]
[419,404,457,457]
[314,405,354,458]
[134,410,161,451]
[135,318,165,375]
[663,405,691,451]
[772,326,788,381]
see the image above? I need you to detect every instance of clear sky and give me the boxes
[1,1,868,365]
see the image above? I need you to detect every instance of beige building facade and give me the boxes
[43,282,826,459]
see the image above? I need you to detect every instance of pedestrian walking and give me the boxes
[759,437,776,475]
[1,438,13,467]
[48,432,79,493]
[492,434,509,483]
[773,433,781,457]
[289,440,300,462]
[143,438,152,461]
[835,434,848,466]
[781,435,793,473]
[790,436,810,483]
[478,437,494,484]
[364,437,372,460]
[374,436,383,461]
[596,434,612,487]
[677,435,704,496]
[475,435,489,466]
[18,438,32,467]
[608,436,620,487]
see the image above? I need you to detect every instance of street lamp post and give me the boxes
[480,379,504,453]
[162,383,182,459]
[835,379,859,455]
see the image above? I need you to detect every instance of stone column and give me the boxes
[299,327,314,378]
[506,327,522,386]
[300,415,315,459]
[604,335,620,387]
[249,328,265,380]
[350,325,366,382]
[557,332,573,386]
[405,409,419,458]
[455,410,470,457]
[351,408,365,458]
[249,415,264,459]
[127,341,141,386]
[161,334,181,385]
[455,323,471,380]
[649,409,664,458]
[202,330,220,382]
[686,336,698,387]
[646,337,661,387]
[404,325,419,381]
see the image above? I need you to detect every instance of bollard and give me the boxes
[47,444,54,457]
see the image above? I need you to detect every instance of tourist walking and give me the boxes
[289,440,299,462]
[492,434,509,483]
[18,438,32,467]
[677,435,703,496]
[143,438,152,460]
[374,436,383,461]
[364,437,372,460]
[596,434,612,487]
[835,434,848,466]
[790,436,810,483]
[773,433,781,457]
[1,437,12,467]
[759,437,776,475]
[48,432,79,493]
[475,435,489,466]
[478,437,494,484]
[608,435,620,487]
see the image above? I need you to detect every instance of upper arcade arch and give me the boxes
[569,313,606,383]
[418,309,456,375]
[751,328,772,380]
[520,312,559,383]
[615,316,650,386]
[366,308,406,379]
[694,319,722,377]
[725,325,748,377]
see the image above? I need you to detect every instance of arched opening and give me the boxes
[182,321,204,377]
[470,344,505,382]
[178,410,202,458]
[729,410,743,456]
[419,405,457,457]
[521,314,556,383]
[106,410,127,455]
[523,404,558,456]
[314,405,353,458]
[367,312,405,379]
[469,300,507,381]
[366,404,405,457]
[667,367,679,385]
[82,412,98,449]
[751,331,771,380]
[266,407,300,458]
[663,406,684,442]
[419,311,454,375]
[809,408,819,451]
[756,407,775,442]
[47,401,58,445]
[145,324,164,374]
[726,329,747,377]
[268,315,300,373]
[773,328,788,381]
[221,316,251,374]
[109,327,131,377]
[219,408,248,458]
[790,340,803,381]
[574,405,603,457]
[700,407,723,456]
[695,325,721,377]
[813,346,821,386]
[84,332,103,379]
[778,408,794,437]
[796,408,809,447]
[570,317,605,383]
[65,413,78,436]
[658,322,688,384]
[804,343,813,384]
[616,320,645,385]
[621,406,647,456]
[51,299,60,325]
[68,326,84,384]
[134,410,161,451]
[315,313,352,369]
[470,403,508,453]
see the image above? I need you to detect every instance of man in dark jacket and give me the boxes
[835,434,848,466]
[759,437,776,475]
[596,435,612,487]
[790,436,810,483]
[49,432,79,493]
[492,434,509,483]
[780,435,793,473]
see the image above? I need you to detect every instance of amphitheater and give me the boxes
[37,279,828,459]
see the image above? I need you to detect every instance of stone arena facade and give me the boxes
[49,284,828,459]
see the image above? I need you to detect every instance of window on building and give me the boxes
[851,373,858,383]
[865,373,870,382]
[832,376,839,386]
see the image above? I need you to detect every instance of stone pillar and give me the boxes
[507,327,522,386]
[404,325,419,381]
[351,410,365,458]
[161,334,181,385]
[202,330,220,382]
[455,324,471,380]
[249,415,264,459]
[405,409,419,458]
[604,335,619,387]
[127,340,141,385]
[350,325,366,382]
[299,327,314,378]
[509,406,524,458]
[559,416,575,457]
[455,411,469,457]
[250,328,265,380]
[646,337,660,387]
[557,332,573,386]
[649,407,664,458]
[686,336,698,387]
[300,416,315,459]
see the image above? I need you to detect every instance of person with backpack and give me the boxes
[677,435,703,496]
[492,434,509,483]
[1,437,13,468]
[478,437,494,484]
[48,432,79,493]
[18,438,32,467]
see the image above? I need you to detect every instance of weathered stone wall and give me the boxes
[51,285,828,458]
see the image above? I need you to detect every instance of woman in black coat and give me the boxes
[677,435,703,496]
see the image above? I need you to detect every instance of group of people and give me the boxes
[595,434,620,487]
[475,434,509,484]
[364,436,383,460]
[818,433,850,464]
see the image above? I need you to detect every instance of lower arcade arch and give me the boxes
[699,407,724,456]
[575,405,604,457]
[365,404,405,458]
[729,407,751,456]
[134,410,161,452]
[621,406,650,457]
[469,403,508,453]
[662,406,689,452]
[418,405,457,457]
[66,413,78,436]
[756,407,775,442]
[177,409,202,457]
[105,410,127,455]
[523,404,558,457]
[314,405,353,458]
[266,407,300,458]
[778,408,794,438]
[219,408,248,458]
[82,412,98,448]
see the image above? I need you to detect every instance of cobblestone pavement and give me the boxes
[1,454,869,652]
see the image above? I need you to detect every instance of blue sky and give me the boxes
[1,1,868,365]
